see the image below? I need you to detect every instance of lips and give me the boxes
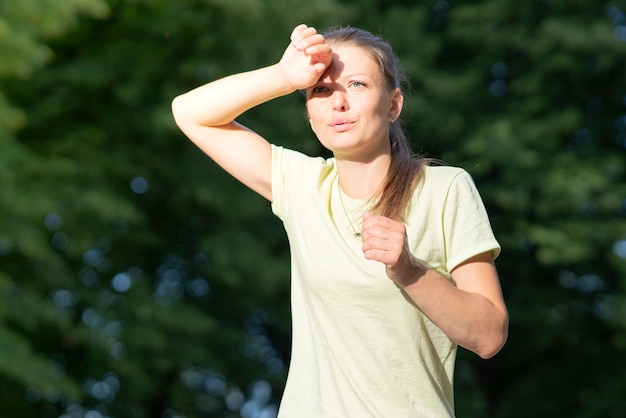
[329,118,356,132]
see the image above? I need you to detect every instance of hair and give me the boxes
[321,26,428,221]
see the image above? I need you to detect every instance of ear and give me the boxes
[305,107,316,133]
[389,88,403,122]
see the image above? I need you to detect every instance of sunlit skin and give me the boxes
[171,24,508,359]
[305,45,402,166]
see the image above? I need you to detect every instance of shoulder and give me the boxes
[270,145,337,218]
[420,165,475,192]
[414,165,487,209]
[271,144,338,197]
[423,164,468,179]
[272,144,335,174]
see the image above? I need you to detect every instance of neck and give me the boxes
[336,153,391,199]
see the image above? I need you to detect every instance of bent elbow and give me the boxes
[171,95,186,127]
[477,314,509,359]
[477,334,507,359]
[171,95,200,139]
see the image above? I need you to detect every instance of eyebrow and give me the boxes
[322,72,380,86]
[341,72,376,80]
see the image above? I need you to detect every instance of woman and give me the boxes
[172,24,508,417]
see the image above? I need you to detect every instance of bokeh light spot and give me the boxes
[433,0,450,16]
[52,289,76,308]
[224,389,244,412]
[43,212,62,231]
[51,232,69,250]
[489,80,507,97]
[608,6,625,25]
[110,342,127,360]
[112,272,132,293]
[188,278,210,298]
[24,387,41,404]
[130,176,149,194]
[576,273,605,293]
[80,267,101,288]
[614,240,626,258]
[82,308,101,328]
[558,270,577,289]
[491,61,508,79]
[82,248,103,267]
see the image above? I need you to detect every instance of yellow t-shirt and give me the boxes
[271,145,500,418]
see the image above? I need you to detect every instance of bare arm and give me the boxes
[171,25,332,201]
[401,253,508,359]
[171,66,289,201]
[361,213,508,359]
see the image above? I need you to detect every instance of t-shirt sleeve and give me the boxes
[270,144,330,221]
[442,169,501,272]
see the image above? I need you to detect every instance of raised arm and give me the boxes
[171,25,332,201]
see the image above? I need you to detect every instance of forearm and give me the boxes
[401,267,508,359]
[171,64,294,128]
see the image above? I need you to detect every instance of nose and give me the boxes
[332,91,349,111]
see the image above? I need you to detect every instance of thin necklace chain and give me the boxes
[338,186,362,237]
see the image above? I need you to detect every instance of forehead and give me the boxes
[323,44,382,81]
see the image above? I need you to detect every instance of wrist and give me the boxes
[390,256,429,288]
[273,63,299,93]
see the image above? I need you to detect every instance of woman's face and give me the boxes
[305,44,402,160]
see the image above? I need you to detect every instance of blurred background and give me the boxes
[1,0,625,417]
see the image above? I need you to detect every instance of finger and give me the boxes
[292,28,322,50]
[362,232,404,253]
[361,217,406,240]
[300,33,325,47]
[363,247,388,263]
[304,42,331,57]
[361,219,404,244]
[363,245,404,267]
[362,213,393,230]
[361,220,406,262]
[310,62,329,78]
[363,237,406,267]
[290,24,309,41]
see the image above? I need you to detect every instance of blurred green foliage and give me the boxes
[0,0,625,417]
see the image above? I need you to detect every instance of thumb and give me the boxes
[301,53,329,86]
[312,62,328,77]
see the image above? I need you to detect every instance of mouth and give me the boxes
[329,119,356,132]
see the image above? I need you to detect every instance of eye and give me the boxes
[350,80,366,89]
[311,85,329,95]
